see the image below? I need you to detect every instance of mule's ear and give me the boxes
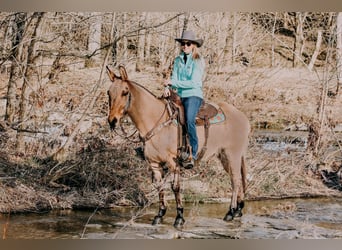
[118,64,128,81]
[106,65,117,82]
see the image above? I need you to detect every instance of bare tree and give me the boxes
[337,12,342,94]
[293,12,307,67]
[231,12,239,66]
[52,12,117,162]
[85,12,102,67]
[16,12,45,151]
[308,30,323,71]
[270,12,278,67]
[5,12,27,124]
[136,12,147,72]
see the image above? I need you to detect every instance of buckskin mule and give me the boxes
[106,65,250,228]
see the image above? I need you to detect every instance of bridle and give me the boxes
[111,91,177,144]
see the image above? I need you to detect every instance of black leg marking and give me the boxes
[174,207,185,228]
[152,208,167,225]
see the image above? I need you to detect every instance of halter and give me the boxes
[112,92,141,143]
[123,92,131,115]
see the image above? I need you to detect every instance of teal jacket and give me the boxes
[170,52,205,99]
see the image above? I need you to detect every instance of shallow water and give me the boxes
[1,197,342,239]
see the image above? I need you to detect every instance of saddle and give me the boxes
[167,91,219,164]
[168,91,218,126]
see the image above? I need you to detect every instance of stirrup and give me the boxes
[182,158,194,169]
[178,152,194,169]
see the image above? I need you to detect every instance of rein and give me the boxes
[140,101,177,143]
[113,122,140,143]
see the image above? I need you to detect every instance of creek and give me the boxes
[2,197,342,239]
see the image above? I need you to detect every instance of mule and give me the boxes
[106,65,250,228]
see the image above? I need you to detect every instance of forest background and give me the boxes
[0,12,341,213]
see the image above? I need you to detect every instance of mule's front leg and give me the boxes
[224,200,245,221]
[152,190,167,225]
[151,164,167,225]
[172,165,185,228]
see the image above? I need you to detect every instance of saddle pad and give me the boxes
[173,108,226,126]
[209,108,226,124]
[195,108,226,126]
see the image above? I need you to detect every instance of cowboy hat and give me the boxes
[175,30,204,47]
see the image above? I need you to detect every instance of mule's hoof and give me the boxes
[235,210,243,217]
[223,213,234,221]
[223,208,236,221]
[236,201,244,217]
[152,216,163,225]
[174,217,185,228]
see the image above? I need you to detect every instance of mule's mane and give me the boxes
[127,79,162,101]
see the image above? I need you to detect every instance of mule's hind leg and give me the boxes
[171,164,185,228]
[218,149,244,221]
[150,163,167,225]
[234,156,247,218]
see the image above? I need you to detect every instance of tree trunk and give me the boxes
[16,12,45,151]
[220,12,230,70]
[293,12,307,68]
[271,13,278,67]
[85,12,102,67]
[136,12,147,72]
[144,20,151,61]
[121,13,128,62]
[336,12,342,94]
[182,12,190,33]
[231,12,238,66]
[5,12,27,124]
[308,30,323,71]
[111,13,117,65]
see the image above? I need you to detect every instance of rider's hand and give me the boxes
[164,80,172,87]
[163,87,171,97]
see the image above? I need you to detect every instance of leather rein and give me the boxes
[114,92,177,144]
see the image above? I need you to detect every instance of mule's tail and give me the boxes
[241,155,247,194]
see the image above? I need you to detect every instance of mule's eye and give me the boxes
[122,88,129,96]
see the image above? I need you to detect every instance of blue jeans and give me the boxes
[181,96,203,160]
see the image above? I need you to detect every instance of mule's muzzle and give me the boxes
[108,117,117,130]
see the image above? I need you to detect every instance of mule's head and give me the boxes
[106,65,130,130]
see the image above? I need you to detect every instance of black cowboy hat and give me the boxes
[175,30,204,48]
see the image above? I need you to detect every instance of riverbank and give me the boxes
[1,129,341,214]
